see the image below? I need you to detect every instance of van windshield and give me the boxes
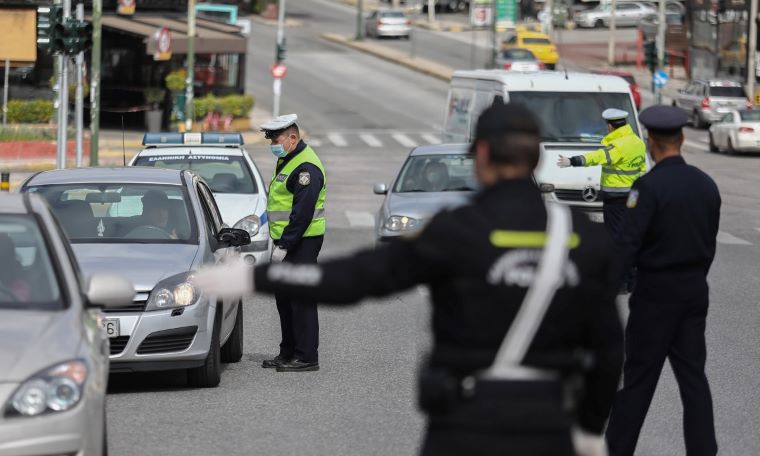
[508,91,639,142]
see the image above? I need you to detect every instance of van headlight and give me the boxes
[5,360,87,418]
[146,272,200,310]
[384,215,419,232]
[234,215,261,237]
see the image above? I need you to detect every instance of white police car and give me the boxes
[130,132,271,263]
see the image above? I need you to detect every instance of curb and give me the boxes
[413,20,468,33]
[321,33,453,82]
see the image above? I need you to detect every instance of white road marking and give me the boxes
[308,138,323,147]
[344,210,375,227]
[327,133,348,147]
[391,132,417,148]
[717,231,752,245]
[359,133,383,148]
[421,133,440,144]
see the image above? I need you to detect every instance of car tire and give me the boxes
[546,63,556,70]
[709,133,718,152]
[692,110,705,129]
[221,300,244,363]
[595,19,605,28]
[187,306,221,388]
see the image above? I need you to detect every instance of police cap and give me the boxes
[602,108,629,121]
[260,114,299,139]
[638,105,689,135]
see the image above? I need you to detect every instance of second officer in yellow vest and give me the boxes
[261,114,326,372]
[556,109,646,241]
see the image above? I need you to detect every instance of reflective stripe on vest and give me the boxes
[599,126,646,191]
[267,145,326,240]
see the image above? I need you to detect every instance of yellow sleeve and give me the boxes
[583,145,614,166]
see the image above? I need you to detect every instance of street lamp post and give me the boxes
[608,0,617,65]
[273,0,287,117]
[747,0,758,103]
[655,0,666,104]
[185,0,196,131]
[89,0,102,166]
[356,0,364,40]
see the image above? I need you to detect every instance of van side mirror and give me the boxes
[373,183,388,195]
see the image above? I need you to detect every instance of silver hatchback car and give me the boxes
[0,193,133,456]
[21,168,250,388]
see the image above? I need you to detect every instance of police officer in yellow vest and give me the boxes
[261,114,326,372]
[556,109,647,241]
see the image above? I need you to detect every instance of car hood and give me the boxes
[0,310,79,382]
[535,143,602,190]
[387,192,473,222]
[212,193,265,227]
[72,244,199,291]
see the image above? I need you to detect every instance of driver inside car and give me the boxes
[136,190,177,239]
[0,233,30,302]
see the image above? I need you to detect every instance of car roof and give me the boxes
[137,146,244,157]
[451,70,631,93]
[409,143,469,157]
[25,167,187,186]
[0,193,30,214]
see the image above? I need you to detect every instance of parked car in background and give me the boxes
[638,11,685,40]
[574,1,656,28]
[673,79,751,128]
[0,193,133,456]
[502,28,559,69]
[709,109,760,154]
[592,69,641,109]
[365,10,411,39]
[495,48,544,71]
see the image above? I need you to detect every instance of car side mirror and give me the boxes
[217,227,251,247]
[86,274,134,308]
[373,183,388,195]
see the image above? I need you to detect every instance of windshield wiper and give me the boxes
[444,187,475,192]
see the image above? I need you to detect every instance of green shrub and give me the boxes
[0,126,56,141]
[165,69,187,92]
[191,94,254,120]
[144,88,166,109]
[6,99,55,123]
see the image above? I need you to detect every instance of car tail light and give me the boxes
[538,62,545,69]
[746,98,753,109]
[701,98,711,109]
[406,19,411,25]
[739,126,754,133]
[503,63,512,70]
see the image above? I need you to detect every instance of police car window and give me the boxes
[133,154,258,194]
[508,91,639,142]
[0,215,62,310]
[394,154,476,193]
[197,182,223,232]
[25,184,197,244]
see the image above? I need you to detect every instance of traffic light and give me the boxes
[62,19,93,55]
[275,39,286,63]
[37,5,64,54]
[644,40,657,73]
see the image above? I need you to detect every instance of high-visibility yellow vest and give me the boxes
[267,146,326,240]
[581,124,647,194]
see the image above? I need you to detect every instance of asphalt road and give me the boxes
[106,2,760,455]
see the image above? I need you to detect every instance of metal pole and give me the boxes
[185,0,196,131]
[428,0,435,24]
[75,2,84,168]
[57,0,71,169]
[546,0,554,37]
[747,0,758,103]
[608,0,617,65]
[356,0,363,40]
[89,0,101,166]
[2,60,9,126]
[491,1,497,69]
[655,0,666,104]
[273,0,286,117]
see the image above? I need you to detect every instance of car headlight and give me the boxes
[146,272,200,311]
[234,215,261,237]
[384,215,419,232]
[5,360,87,418]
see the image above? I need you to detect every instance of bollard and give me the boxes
[1,172,9,192]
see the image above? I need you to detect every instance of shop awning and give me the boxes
[100,15,247,55]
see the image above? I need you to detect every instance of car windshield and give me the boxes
[503,49,536,60]
[381,11,405,18]
[0,215,62,309]
[740,111,760,121]
[508,91,639,142]
[26,184,197,244]
[522,37,551,45]
[133,154,258,194]
[710,86,746,98]
[394,154,475,193]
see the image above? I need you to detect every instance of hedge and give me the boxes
[6,99,55,124]
[192,94,254,120]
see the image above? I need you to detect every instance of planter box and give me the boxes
[0,139,91,161]
[176,117,252,133]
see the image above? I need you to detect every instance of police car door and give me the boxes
[196,180,239,340]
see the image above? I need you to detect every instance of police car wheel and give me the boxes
[187,306,222,388]
[594,19,605,28]
[220,300,244,363]
[708,133,718,153]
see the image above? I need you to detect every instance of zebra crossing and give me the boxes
[306,130,441,149]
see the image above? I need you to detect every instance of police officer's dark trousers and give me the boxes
[606,270,717,456]
[275,235,323,363]
[602,193,627,242]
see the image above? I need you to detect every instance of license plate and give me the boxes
[587,212,604,223]
[102,318,120,338]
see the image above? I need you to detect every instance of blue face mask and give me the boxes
[270,144,288,158]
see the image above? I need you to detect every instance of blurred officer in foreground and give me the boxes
[196,104,623,455]
[261,114,327,372]
[605,106,720,456]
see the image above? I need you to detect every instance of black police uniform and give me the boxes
[254,178,624,455]
[273,139,325,365]
[605,107,721,456]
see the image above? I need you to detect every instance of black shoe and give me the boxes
[276,359,319,372]
[261,355,293,369]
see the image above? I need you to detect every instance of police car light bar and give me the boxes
[142,132,244,146]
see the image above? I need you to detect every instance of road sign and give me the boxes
[271,63,287,79]
[117,0,136,16]
[153,27,172,61]
[653,70,669,88]
[470,0,492,28]
[496,0,517,27]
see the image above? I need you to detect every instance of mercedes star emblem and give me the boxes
[582,186,598,202]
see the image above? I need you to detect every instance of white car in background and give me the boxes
[709,109,760,154]
[131,132,272,264]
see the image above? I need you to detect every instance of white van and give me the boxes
[443,70,643,220]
